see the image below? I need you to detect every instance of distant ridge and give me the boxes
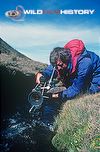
[0,38,46,74]
[0,38,27,58]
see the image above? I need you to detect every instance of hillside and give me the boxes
[0,38,46,74]
[0,38,48,120]
[52,93,100,152]
[0,38,60,152]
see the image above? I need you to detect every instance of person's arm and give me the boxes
[42,64,58,80]
[62,57,93,99]
[36,65,57,84]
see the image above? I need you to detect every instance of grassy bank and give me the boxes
[52,93,100,152]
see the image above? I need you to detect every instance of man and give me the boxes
[36,39,100,99]
[35,39,100,131]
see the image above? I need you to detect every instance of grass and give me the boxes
[52,93,100,152]
[0,53,46,74]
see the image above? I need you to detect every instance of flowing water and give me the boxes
[0,66,59,152]
[1,109,57,152]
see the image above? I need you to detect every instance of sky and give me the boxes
[0,0,100,63]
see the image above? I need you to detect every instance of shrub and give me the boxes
[12,56,17,61]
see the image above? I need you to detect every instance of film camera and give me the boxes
[28,67,65,114]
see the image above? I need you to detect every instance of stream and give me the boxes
[0,66,58,152]
[0,105,58,152]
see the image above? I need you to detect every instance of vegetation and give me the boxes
[52,93,100,152]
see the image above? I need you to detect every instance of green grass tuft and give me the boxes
[52,93,100,152]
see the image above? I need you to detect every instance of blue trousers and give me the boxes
[41,100,61,124]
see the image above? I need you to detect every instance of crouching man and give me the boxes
[35,39,100,131]
[36,39,100,99]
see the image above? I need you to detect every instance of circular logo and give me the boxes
[5,5,25,21]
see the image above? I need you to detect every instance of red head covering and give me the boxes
[64,39,85,73]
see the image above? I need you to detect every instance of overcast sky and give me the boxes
[0,0,100,63]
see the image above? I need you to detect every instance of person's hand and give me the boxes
[36,72,43,84]
[52,92,62,99]
[52,93,59,98]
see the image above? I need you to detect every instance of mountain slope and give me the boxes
[0,38,47,121]
[0,38,46,74]
[0,38,18,55]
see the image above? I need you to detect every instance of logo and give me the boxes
[5,5,25,21]
[5,5,95,21]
